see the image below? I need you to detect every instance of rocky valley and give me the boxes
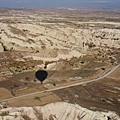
[0,8,120,120]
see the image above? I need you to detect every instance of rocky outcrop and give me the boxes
[0,22,120,54]
[0,102,119,120]
[0,21,120,71]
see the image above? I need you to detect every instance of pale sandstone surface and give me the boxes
[0,43,4,52]
[0,21,120,69]
[0,102,119,120]
[0,22,120,53]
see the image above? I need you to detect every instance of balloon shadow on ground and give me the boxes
[35,70,48,84]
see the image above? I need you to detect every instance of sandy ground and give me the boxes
[6,92,61,107]
[0,88,13,100]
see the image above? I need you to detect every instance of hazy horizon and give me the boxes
[0,0,120,9]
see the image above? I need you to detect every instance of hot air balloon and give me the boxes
[35,70,48,84]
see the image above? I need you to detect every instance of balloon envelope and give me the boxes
[35,70,48,83]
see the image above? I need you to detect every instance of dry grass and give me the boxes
[7,92,61,107]
[0,88,13,100]
[54,68,120,116]
[15,86,46,96]
[107,66,120,80]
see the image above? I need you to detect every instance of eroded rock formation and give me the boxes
[0,102,119,120]
[0,23,120,53]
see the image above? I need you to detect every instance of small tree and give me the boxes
[53,83,56,86]
[34,96,41,101]
[101,68,105,70]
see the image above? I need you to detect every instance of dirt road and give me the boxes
[0,64,119,103]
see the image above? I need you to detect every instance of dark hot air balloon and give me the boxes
[35,70,48,84]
